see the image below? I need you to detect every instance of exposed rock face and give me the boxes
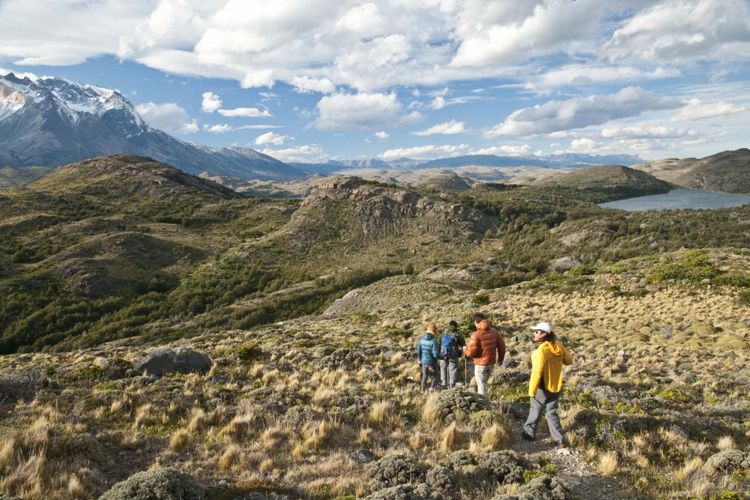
[98,468,206,500]
[133,347,212,377]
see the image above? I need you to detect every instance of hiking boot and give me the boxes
[520,431,535,441]
[556,441,566,449]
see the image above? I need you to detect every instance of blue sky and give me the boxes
[1,0,749,163]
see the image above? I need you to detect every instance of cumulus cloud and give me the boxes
[291,76,336,94]
[374,131,389,139]
[201,91,222,113]
[380,144,469,160]
[672,98,746,122]
[135,102,197,134]
[600,125,695,139]
[254,131,288,146]
[218,107,272,118]
[603,0,750,65]
[485,87,681,137]
[203,123,232,133]
[527,65,680,91]
[260,144,327,163]
[473,144,531,156]
[313,91,420,130]
[412,120,466,136]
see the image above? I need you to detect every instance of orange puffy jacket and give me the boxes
[463,320,506,366]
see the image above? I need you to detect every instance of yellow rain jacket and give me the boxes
[528,341,573,397]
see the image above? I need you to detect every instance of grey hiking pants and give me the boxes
[421,362,439,391]
[474,364,494,397]
[439,358,459,388]
[524,388,566,444]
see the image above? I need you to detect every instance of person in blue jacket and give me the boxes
[416,323,440,391]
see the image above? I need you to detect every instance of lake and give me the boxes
[599,188,750,211]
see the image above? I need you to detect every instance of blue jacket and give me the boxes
[416,333,439,365]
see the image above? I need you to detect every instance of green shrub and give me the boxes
[236,342,263,361]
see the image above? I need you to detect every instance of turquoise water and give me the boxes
[599,189,750,211]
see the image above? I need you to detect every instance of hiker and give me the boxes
[439,320,465,388]
[416,324,440,391]
[463,313,505,397]
[522,322,573,448]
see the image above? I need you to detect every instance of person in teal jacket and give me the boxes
[416,324,440,391]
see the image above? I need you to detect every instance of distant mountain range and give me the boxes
[291,152,643,174]
[0,73,304,181]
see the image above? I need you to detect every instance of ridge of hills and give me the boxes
[633,148,750,194]
[0,154,749,498]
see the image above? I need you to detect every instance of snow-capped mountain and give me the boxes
[0,73,304,181]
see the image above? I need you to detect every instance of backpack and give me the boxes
[440,333,459,359]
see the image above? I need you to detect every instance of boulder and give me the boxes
[133,348,212,377]
[98,468,206,500]
[551,257,580,273]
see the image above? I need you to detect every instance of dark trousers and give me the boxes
[524,388,566,444]
[420,362,439,391]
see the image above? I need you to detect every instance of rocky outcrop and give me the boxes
[133,347,212,377]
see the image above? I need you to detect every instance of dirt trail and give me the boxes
[506,411,632,499]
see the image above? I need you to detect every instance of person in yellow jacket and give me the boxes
[521,321,573,448]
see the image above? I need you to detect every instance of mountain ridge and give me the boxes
[0,73,305,182]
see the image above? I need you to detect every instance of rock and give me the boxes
[366,455,427,488]
[431,387,493,424]
[477,450,528,484]
[98,468,206,500]
[349,448,376,464]
[551,257,580,272]
[495,474,572,500]
[133,348,212,377]
[701,449,749,478]
[320,348,366,370]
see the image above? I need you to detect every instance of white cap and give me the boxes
[530,322,552,334]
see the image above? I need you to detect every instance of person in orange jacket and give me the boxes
[521,321,573,448]
[463,313,505,397]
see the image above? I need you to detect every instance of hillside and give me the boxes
[634,148,750,193]
[0,154,749,498]
[0,166,48,189]
[539,165,674,202]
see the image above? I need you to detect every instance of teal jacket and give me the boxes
[416,333,439,365]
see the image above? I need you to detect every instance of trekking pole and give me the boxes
[464,356,468,386]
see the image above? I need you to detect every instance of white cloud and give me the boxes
[218,107,272,118]
[528,65,680,91]
[203,123,232,133]
[254,131,288,146]
[380,144,469,160]
[313,91,420,130]
[135,102,197,134]
[201,91,222,113]
[291,76,336,94]
[672,98,746,122]
[374,131,389,139]
[567,138,599,153]
[236,124,284,130]
[260,144,327,163]
[485,87,681,137]
[473,144,531,156]
[604,0,750,65]
[412,120,466,136]
[601,125,695,139]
